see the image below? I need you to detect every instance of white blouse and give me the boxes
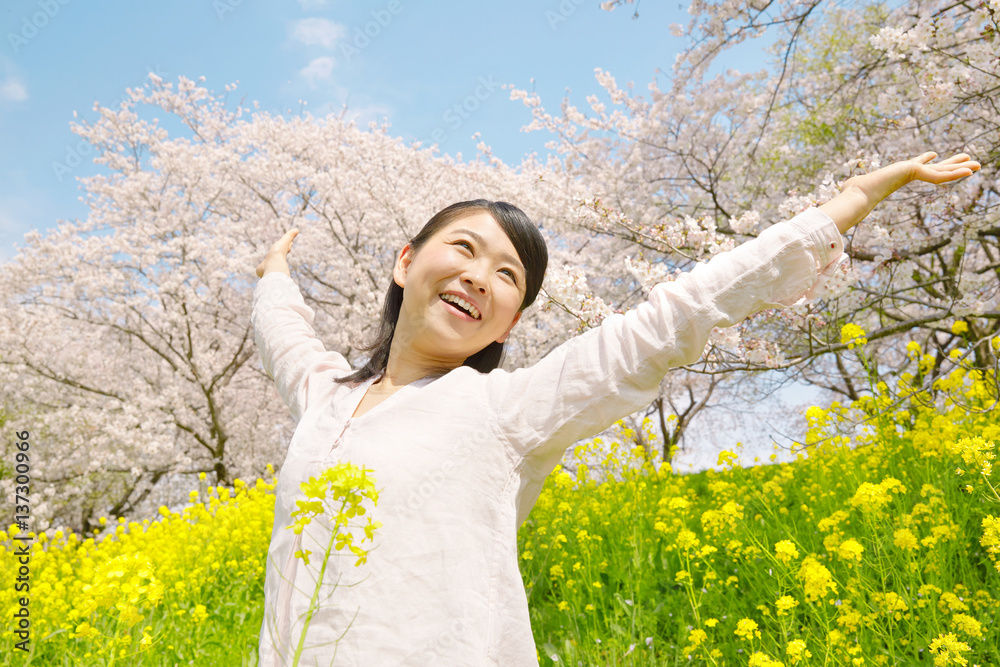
[252,207,846,666]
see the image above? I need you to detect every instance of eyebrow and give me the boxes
[450,228,525,277]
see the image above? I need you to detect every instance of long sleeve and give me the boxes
[251,271,353,423]
[483,207,846,469]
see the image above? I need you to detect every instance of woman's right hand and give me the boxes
[255,228,300,278]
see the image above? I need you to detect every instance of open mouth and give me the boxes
[439,294,480,320]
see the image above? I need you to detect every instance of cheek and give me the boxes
[500,294,522,319]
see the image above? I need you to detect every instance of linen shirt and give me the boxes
[252,207,846,666]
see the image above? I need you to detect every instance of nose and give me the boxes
[461,261,489,295]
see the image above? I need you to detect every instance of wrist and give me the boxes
[834,186,872,234]
[260,259,291,277]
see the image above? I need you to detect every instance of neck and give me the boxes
[377,337,461,389]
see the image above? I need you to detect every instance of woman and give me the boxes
[252,152,978,666]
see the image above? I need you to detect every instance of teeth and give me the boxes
[440,294,480,319]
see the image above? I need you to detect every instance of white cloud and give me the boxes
[0,76,27,102]
[291,18,346,49]
[297,0,331,9]
[0,56,27,102]
[299,57,336,87]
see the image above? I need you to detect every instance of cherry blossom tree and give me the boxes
[513,0,999,419]
[0,75,599,534]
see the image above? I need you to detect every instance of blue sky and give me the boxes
[0,0,776,263]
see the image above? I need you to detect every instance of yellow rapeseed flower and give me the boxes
[72,621,100,640]
[817,510,848,533]
[675,529,700,551]
[668,497,690,512]
[686,628,707,648]
[939,592,969,613]
[804,405,828,426]
[717,449,738,468]
[786,639,812,664]
[850,477,906,513]
[837,538,865,564]
[190,604,209,624]
[949,613,983,639]
[948,436,995,477]
[775,595,799,616]
[735,618,761,640]
[893,528,919,551]
[748,652,785,667]
[928,632,971,666]
[840,323,868,349]
[774,540,800,565]
[798,557,838,602]
[872,591,908,620]
[980,515,1000,572]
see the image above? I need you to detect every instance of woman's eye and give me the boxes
[456,241,517,284]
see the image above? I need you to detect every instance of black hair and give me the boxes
[333,199,548,385]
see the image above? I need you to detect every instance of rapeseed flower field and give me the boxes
[2,331,998,665]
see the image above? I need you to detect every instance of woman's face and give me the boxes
[392,211,526,365]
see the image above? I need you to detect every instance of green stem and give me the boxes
[291,497,349,666]
[982,475,1000,503]
[106,610,121,667]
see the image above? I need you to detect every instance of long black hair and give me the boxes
[333,199,548,385]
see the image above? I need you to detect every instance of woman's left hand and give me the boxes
[906,151,981,185]
[821,150,981,234]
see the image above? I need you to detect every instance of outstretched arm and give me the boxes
[818,152,980,234]
[483,207,844,462]
[252,228,352,423]
[483,149,980,514]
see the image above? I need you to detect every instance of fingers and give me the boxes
[256,228,301,278]
[918,152,979,170]
[923,171,963,185]
[910,151,980,186]
[284,228,300,253]
[270,228,300,255]
[937,153,970,165]
[932,161,980,176]
[956,158,980,173]
[920,165,978,185]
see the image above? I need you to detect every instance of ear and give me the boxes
[496,310,522,344]
[392,243,414,289]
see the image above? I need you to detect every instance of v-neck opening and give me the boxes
[347,374,435,422]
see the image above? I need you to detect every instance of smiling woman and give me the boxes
[332,199,549,389]
[250,152,978,666]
